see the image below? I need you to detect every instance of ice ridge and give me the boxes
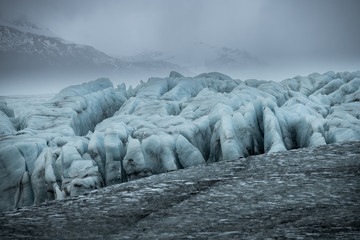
[0,71,359,212]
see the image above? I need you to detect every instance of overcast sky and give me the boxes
[0,0,360,94]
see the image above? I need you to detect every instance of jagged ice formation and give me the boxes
[0,71,359,212]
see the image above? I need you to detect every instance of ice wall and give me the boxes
[0,79,127,212]
[1,71,360,212]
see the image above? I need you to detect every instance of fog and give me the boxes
[0,0,359,95]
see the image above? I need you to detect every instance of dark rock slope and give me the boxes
[0,141,359,239]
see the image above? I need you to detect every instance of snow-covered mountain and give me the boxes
[0,19,265,95]
[0,20,182,78]
[0,70,359,212]
[158,42,265,74]
[121,43,265,77]
[204,46,265,71]
[0,21,116,72]
[0,18,57,38]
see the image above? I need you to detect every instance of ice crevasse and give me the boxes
[0,71,359,212]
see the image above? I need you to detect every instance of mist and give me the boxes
[0,0,359,95]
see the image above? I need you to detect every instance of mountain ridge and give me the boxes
[0,22,183,78]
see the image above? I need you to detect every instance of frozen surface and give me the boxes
[0,99,16,136]
[0,71,360,212]
[0,141,359,239]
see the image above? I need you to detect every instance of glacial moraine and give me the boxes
[1,141,359,239]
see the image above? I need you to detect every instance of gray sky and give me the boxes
[0,0,360,94]
[1,0,358,57]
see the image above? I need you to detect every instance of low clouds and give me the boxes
[1,0,359,81]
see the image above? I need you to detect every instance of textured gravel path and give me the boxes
[1,141,360,239]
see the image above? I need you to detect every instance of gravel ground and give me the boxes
[1,141,359,239]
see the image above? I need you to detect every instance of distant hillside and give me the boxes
[0,20,183,78]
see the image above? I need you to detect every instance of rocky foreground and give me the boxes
[1,141,359,239]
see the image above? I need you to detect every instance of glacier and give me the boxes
[0,70,359,212]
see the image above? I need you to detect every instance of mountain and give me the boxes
[118,43,266,77]
[0,18,57,38]
[0,19,183,80]
[204,46,266,71]
[159,42,266,75]
[0,19,265,95]
[0,24,118,72]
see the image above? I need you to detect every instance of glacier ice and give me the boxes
[0,99,17,136]
[0,71,360,212]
